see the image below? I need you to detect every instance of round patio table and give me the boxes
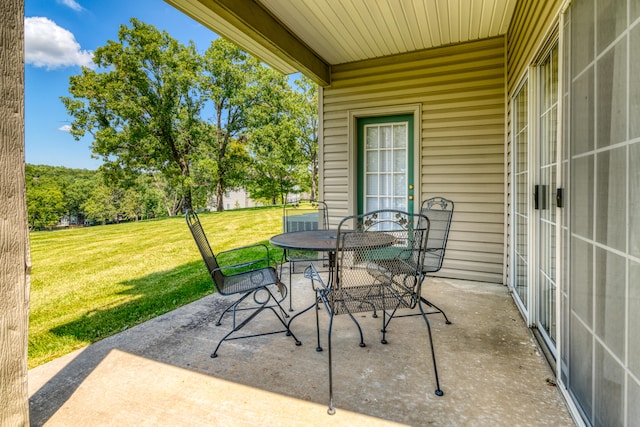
[270,229,396,345]
[270,229,395,252]
[270,229,339,252]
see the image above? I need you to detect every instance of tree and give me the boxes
[61,18,203,215]
[200,38,275,211]
[26,179,65,230]
[25,165,96,229]
[82,182,119,225]
[292,76,319,200]
[190,124,250,210]
[245,69,307,204]
[62,171,98,223]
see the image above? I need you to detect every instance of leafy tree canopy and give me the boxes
[62,18,202,214]
[61,19,320,213]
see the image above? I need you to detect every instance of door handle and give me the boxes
[534,185,547,210]
[556,188,564,208]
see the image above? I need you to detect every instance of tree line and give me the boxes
[55,18,318,221]
[26,164,171,229]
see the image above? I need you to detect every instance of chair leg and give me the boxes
[420,296,451,324]
[381,309,388,344]
[346,312,365,347]
[211,298,268,358]
[266,306,302,347]
[419,275,451,324]
[279,251,295,312]
[288,260,294,311]
[327,314,336,415]
[380,303,404,344]
[211,289,301,358]
[215,292,252,327]
[417,298,444,396]
[315,289,323,352]
[264,288,301,347]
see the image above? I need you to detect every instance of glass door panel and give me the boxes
[358,115,414,216]
[537,45,559,349]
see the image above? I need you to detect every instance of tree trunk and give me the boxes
[182,187,192,214]
[311,151,318,201]
[0,0,31,424]
[215,111,226,212]
[180,159,192,213]
[216,179,224,212]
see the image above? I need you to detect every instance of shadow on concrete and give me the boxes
[29,260,213,426]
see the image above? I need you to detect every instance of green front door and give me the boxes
[357,115,414,215]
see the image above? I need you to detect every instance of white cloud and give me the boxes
[58,125,72,132]
[57,0,83,12]
[25,17,94,70]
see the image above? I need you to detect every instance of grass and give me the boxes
[28,206,285,368]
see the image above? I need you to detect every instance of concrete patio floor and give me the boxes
[28,273,576,426]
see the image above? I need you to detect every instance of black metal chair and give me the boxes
[417,196,455,324]
[305,209,443,415]
[281,199,329,310]
[186,210,301,358]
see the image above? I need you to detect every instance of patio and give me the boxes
[28,273,575,426]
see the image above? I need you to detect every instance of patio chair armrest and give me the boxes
[217,243,278,271]
[367,257,420,280]
[365,258,421,305]
[304,263,329,291]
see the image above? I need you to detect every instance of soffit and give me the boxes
[260,0,517,65]
[165,0,518,85]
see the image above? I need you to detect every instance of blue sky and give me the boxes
[25,0,220,170]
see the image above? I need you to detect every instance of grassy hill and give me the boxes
[28,206,284,368]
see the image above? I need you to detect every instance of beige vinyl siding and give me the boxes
[505,0,563,285]
[321,37,506,283]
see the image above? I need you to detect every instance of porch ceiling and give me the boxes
[164,0,518,86]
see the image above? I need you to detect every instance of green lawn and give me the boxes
[28,206,284,368]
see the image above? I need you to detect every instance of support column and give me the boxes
[0,0,31,425]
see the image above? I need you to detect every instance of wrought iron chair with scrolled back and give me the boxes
[281,199,329,310]
[417,196,455,324]
[186,210,301,358]
[304,209,443,415]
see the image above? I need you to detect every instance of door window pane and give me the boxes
[571,68,595,156]
[571,155,594,239]
[366,151,378,172]
[631,25,640,138]
[629,376,640,426]
[594,342,624,427]
[631,142,640,258]
[596,147,626,251]
[393,174,406,196]
[394,124,406,147]
[366,127,378,149]
[366,197,378,212]
[597,41,627,148]
[629,261,640,377]
[571,237,593,326]
[380,126,392,148]
[393,149,406,171]
[380,173,390,196]
[380,150,390,172]
[569,315,593,417]
[366,175,378,195]
[595,248,625,359]
[596,0,626,54]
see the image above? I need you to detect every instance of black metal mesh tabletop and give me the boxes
[270,230,338,251]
